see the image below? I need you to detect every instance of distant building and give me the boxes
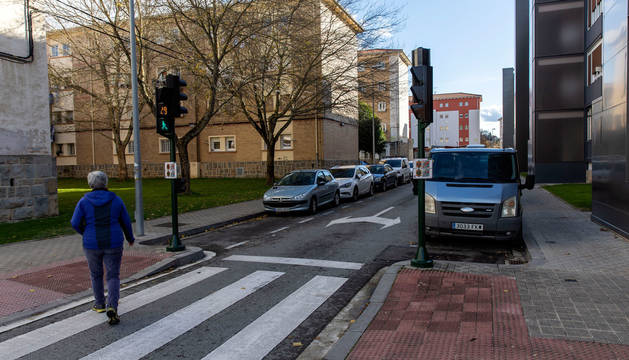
[428,93,482,148]
[502,68,515,149]
[498,117,504,148]
[1,3,58,222]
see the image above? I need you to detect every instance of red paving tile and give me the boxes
[348,269,629,360]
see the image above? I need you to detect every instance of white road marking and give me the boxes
[0,267,227,360]
[270,226,289,234]
[224,255,363,270]
[341,205,350,209]
[326,207,400,230]
[225,241,250,250]
[202,275,347,360]
[299,217,314,224]
[0,251,215,335]
[81,271,284,360]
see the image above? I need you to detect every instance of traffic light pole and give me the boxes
[129,0,144,236]
[410,48,433,269]
[167,136,184,252]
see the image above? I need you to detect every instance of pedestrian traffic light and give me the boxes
[410,65,433,125]
[166,74,188,119]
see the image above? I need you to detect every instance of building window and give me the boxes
[445,125,448,130]
[226,136,236,151]
[358,65,365,72]
[52,111,74,124]
[51,45,58,57]
[459,114,463,118]
[126,141,134,154]
[445,114,448,118]
[459,102,463,106]
[378,82,386,91]
[62,44,71,56]
[465,101,469,106]
[459,125,463,130]
[382,123,387,132]
[465,125,469,130]
[445,103,449,108]
[159,138,170,153]
[280,134,292,149]
[588,0,602,28]
[587,40,602,85]
[55,144,63,156]
[439,103,443,108]
[374,61,385,70]
[465,113,469,118]
[459,137,463,142]
[377,102,387,112]
[445,137,449,142]
[439,126,443,131]
[440,114,443,119]
[440,138,444,143]
[465,137,469,142]
[210,137,223,152]
[67,143,75,156]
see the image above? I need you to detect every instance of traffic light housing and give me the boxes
[410,65,433,125]
[155,75,187,138]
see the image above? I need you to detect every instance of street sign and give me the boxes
[165,162,177,179]
[413,159,433,179]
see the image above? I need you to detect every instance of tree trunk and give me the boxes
[177,140,192,194]
[116,144,128,180]
[265,142,276,186]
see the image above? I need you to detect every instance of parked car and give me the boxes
[368,164,397,191]
[382,157,412,184]
[263,169,340,214]
[420,146,535,242]
[330,165,374,201]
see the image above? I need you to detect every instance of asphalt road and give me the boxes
[0,183,528,360]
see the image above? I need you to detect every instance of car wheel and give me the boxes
[352,187,359,202]
[392,178,398,188]
[333,191,340,207]
[382,181,387,192]
[369,183,374,196]
[309,197,318,214]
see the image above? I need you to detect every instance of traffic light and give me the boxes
[155,75,187,138]
[410,65,433,125]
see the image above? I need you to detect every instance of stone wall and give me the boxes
[57,160,359,179]
[0,156,58,222]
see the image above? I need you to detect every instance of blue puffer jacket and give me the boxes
[71,190,135,249]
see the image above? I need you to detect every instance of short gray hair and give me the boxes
[87,171,108,190]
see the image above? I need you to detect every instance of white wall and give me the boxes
[388,54,409,141]
[469,109,481,144]
[427,110,459,147]
[0,4,51,156]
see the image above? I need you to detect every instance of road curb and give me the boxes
[324,260,409,360]
[138,212,266,246]
[0,246,206,329]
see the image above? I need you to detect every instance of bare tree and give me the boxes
[226,0,401,185]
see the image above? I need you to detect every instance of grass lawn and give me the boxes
[1,178,268,245]
[542,184,592,211]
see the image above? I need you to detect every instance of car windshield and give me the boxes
[431,152,517,183]
[384,159,402,167]
[277,172,315,186]
[331,168,355,178]
[368,165,385,174]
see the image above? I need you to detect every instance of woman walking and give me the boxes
[71,171,135,325]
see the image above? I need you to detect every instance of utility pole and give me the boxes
[372,87,376,163]
[410,47,434,268]
[129,0,144,236]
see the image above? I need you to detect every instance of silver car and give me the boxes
[383,157,412,184]
[330,165,374,201]
[263,170,340,214]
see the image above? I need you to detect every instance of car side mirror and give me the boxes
[317,179,326,186]
[519,175,535,190]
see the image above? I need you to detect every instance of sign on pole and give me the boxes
[164,162,177,179]
[413,159,433,179]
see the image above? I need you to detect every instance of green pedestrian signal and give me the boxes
[161,120,168,131]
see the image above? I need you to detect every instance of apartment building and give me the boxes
[428,93,482,148]
[517,0,629,236]
[48,0,362,178]
[357,49,412,158]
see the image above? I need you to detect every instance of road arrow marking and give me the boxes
[326,207,401,230]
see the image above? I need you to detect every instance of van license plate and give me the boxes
[452,223,483,231]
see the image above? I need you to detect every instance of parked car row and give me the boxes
[262,158,413,214]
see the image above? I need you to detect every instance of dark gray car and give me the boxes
[263,170,340,214]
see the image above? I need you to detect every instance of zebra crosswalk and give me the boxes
[0,256,355,360]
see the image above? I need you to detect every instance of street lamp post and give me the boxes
[129,0,144,236]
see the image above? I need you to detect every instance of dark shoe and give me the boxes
[106,307,120,325]
[92,304,106,313]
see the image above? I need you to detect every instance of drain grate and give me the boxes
[564,279,578,282]
[154,222,189,228]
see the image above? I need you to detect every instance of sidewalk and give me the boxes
[0,198,264,324]
[332,187,629,359]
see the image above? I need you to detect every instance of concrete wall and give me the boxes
[469,109,481,144]
[0,6,58,222]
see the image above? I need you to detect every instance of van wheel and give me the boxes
[309,197,318,214]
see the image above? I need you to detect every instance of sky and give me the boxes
[382,0,515,136]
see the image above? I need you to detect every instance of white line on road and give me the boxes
[223,255,363,270]
[374,206,395,217]
[80,271,284,360]
[341,205,350,209]
[299,217,314,224]
[0,267,228,360]
[269,226,289,234]
[224,241,250,250]
[202,275,347,360]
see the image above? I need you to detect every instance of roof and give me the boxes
[358,49,411,66]
[431,147,515,153]
[433,93,483,101]
[322,0,364,34]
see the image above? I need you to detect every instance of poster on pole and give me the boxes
[413,159,433,179]
[164,162,177,179]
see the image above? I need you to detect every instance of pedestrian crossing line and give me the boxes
[224,255,363,270]
[0,267,227,360]
[80,270,284,360]
[202,275,347,360]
